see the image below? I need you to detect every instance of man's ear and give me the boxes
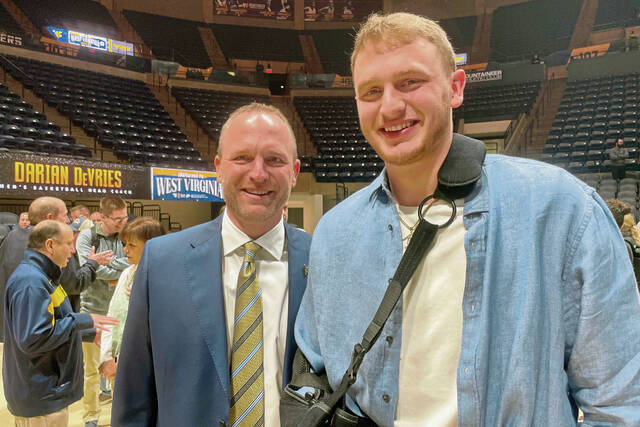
[450,69,466,109]
[44,238,54,254]
[214,156,223,183]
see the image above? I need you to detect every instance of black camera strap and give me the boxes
[298,195,450,425]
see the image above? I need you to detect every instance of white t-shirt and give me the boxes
[395,199,466,426]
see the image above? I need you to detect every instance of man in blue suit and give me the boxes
[112,103,311,427]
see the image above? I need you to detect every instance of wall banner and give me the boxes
[46,26,134,56]
[466,69,503,83]
[0,151,149,199]
[151,167,224,202]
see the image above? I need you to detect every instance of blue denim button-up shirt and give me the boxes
[295,154,640,426]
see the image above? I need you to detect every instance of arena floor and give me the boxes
[0,344,113,426]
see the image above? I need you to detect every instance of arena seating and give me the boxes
[171,86,269,141]
[123,10,211,69]
[294,96,382,182]
[0,79,90,158]
[542,72,640,174]
[211,24,304,63]
[14,0,119,38]
[0,55,205,168]
[461,81,541,122]
[594,0,640,31]
[490,0,582,62]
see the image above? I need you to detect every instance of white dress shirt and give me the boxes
[221,211,289,427]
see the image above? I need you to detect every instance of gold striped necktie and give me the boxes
[229,242,264,427]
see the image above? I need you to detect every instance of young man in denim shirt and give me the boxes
[294,12,640,426]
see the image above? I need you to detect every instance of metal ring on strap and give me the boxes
[418,193,457,229]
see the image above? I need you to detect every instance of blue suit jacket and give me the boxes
[111,217,311,426]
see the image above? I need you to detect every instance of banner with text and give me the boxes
[467,69,503,83]
[0,151,149,199]
[46,26,134,55]
[151,167,224,202]
[214,0,293,20]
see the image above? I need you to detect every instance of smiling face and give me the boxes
[354,38,465,168]
[214,110,300,238]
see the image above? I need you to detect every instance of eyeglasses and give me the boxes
[106,215,128,224]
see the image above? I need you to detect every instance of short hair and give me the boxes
[19,212,28,218]
[218,102,297,160]
[71,204,90,215]
[28,220,63,250]
[100,196,126,216]
[28,197,65,225]
[606,199,631,227]
[351,12,456,77]
[119,216,166,243]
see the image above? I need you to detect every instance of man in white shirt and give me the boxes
[112,103,311,427]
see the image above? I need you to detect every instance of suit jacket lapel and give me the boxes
[282,223,309,385]
[184,217,230,399]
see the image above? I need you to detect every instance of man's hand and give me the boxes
[87,246,114,266]
[90,313,119,333]
[99,358,118,380]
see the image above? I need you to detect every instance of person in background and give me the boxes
[99,217,166,382]
[3,220,118,427]
[76,195,129,427]
[607,138,629,182]
[59,217,113,312]
[70,205,91,222]
[606,199,635,261]
[0,197,69,342]
[17,212,30,229]
[89,211,103,224]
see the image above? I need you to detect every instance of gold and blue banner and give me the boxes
[151,167,224,202]
[0,151,149,199]
[46,26,133,56]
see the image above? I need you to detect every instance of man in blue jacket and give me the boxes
[113,103,311,426]
[3,220,118,426]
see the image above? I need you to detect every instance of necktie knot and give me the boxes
[243,242,261,261]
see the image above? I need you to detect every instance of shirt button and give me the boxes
[382,393,390,403]
[471,304,476,312]
[385,336,393,344]
[464,367,470,374]
[471,242,475,248]
[387,224,393,231]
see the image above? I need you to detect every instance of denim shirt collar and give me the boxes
[370,133,487,206]
[23,248,62,282]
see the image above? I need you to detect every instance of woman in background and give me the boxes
[99,216,166,381]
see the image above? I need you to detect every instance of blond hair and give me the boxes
[218,102,297,160]
[621,213,640,246]
[351,12,456,77]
